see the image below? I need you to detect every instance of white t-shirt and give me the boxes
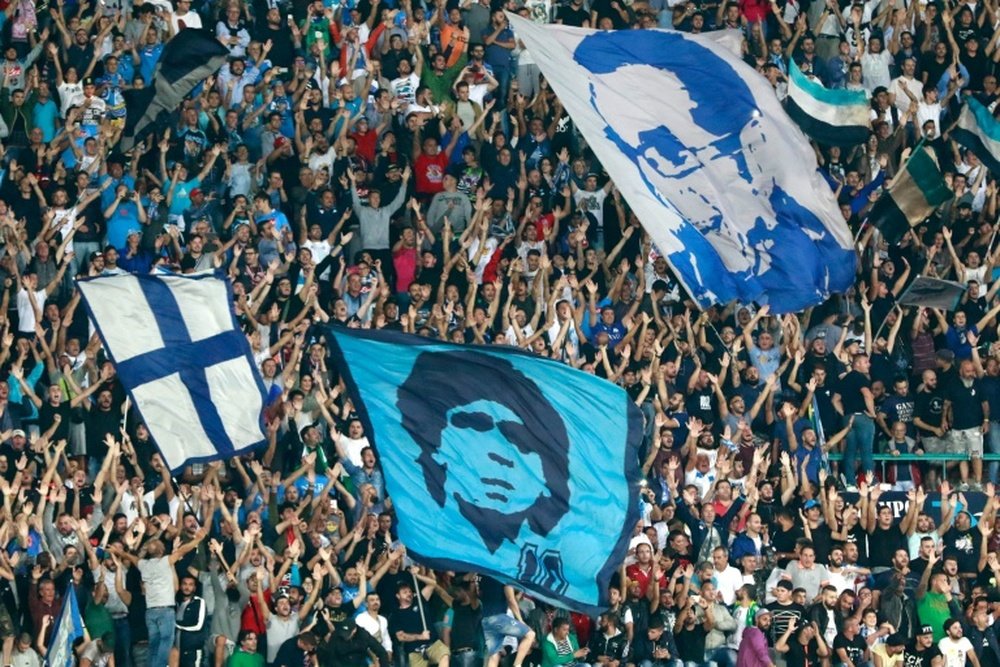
[714,565,744,606]
[917,101,943,138]
[573,188,608,228]
[137,556,175,608]
[51,206,78,253]
[391,73,419,106]
[266,614,300,662]
[58,82,83,117]
[16,288,47,333]
[356,613,392,654]
[939,637,974,667]
[171,9,203,32]
[339,434,370,467]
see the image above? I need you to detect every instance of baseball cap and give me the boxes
[918,625,934,636]
[775,580,794,591]
[11,429,25,438]
[190,188,202,198]
[803,499,820,511]
[89,251,104,262]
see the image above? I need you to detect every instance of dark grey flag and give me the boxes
[898,275,967,311]
[120,30,229,152]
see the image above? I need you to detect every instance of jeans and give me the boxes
[844,413,875,483]
[482,614,531,656]
[452,648,479,667]
[704,647,737,667]
[146,606,175,667]
[988,422,1000,483]
[114,615,133,667]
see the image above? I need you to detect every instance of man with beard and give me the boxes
[588,613,627,667]
[944,359,989,490]
[907,486,954,558]
[321,622,389,667]
[833,617,869,667]
[736,608,773,667]
[355,592,393,662]
[630,614,678,667]
[806,586,840,647]
[902,625,943,667]
[208,539,248,667]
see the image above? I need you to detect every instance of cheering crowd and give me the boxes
[5,0,1000,664]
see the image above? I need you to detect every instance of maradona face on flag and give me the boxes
[77,271,268,471]
[510,16,856,313]
[326,327,643,612]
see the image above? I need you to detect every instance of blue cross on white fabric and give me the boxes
[77,271,268,471]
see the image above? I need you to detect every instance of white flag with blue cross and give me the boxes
[76,271,268,471]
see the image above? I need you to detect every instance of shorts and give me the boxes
[944,431,966,455]
[180,649,202,665]
[482,614,531,656]
[409,641,450,667]
[951,427,984,458]
[0,604,15,639]
[922,435,948,454]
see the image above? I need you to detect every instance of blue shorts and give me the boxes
[482,614,531,656]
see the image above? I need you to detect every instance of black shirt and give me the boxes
[450,600,483,650]
[838,371,871,415]
[947,378,986,430]
[943,525,982,574]
[868,525,908,569]
[914,389,946,433]
[389,603,434,654]
[786,637,821,667]
[903,641,942,667]
[833,633,867,667]
[557,3,590,26]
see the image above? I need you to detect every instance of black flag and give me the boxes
[120,30,229,152]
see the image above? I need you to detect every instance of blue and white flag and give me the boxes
[46,585,84,667]
[76,271,268,472]
[953,98,1000,174]
[510,17,856,313]
[785,59,871,146]
[326,327,643,613]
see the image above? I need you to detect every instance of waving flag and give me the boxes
[953,98,1000,174]
[785,59,871,146]
[120,30,229,152]
[868,146,951,244]
[76,271,267,471]
[326,327,642,613]
[46,585,84,667]
[509,17,856,313]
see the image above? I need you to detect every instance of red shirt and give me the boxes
[241,588,272,634]
[393,246,418,293]
[352,130,378,164]
[625,563,666,599]
[415,152,449,196]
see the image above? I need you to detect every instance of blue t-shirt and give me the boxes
[139,44,164,85]
[32,98,59,143]
[164,176,201,218]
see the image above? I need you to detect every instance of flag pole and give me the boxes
[413,571,428,634]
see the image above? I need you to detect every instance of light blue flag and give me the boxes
[326,327,643,613]
[510,17,857,313]
[46,585,84,667]
[76,271,268,472]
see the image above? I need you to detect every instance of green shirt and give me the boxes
[84,601,114,641]
[917,591,952,642]
[227,650,265,667]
